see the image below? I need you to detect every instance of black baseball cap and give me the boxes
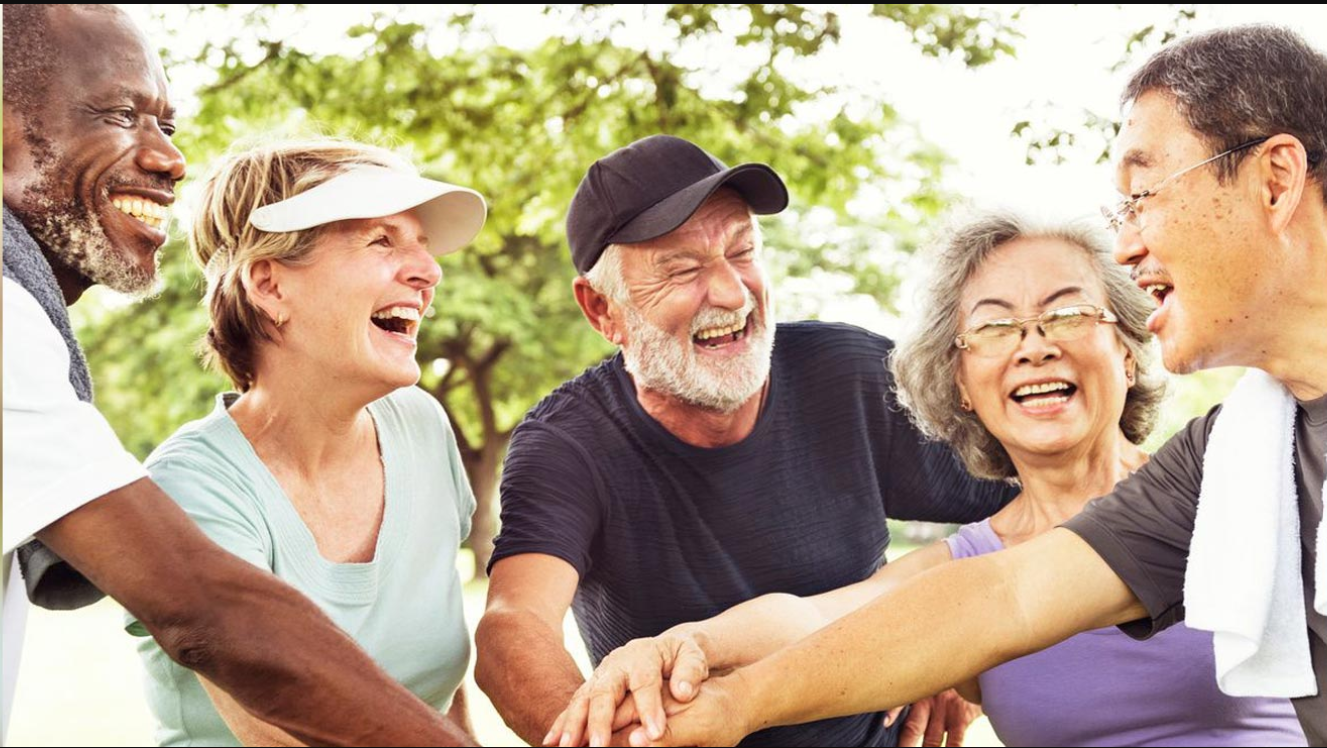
[566,135,789,273]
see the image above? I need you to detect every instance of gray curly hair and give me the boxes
[890,209,1166,481]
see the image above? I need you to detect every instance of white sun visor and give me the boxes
[248,165,487,256]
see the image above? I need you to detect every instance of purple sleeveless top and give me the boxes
[944,519,1305,747]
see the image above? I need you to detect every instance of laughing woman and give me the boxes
[129,139,487,746]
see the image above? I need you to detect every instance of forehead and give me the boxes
[960,237,1104,313]
[1113,91,1207,186]
[49,8,170,105]
[628,190,756,257]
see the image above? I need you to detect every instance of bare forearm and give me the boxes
[674,544,951,671]
[147,549,475,745]
[670,593,828,671]
[739,558,1027,731]
[476,609,584,744]
[449,684,476,740]
[38,481,474,746]
[738,535,1142,732]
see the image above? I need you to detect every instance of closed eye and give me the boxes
[105,107,136,127]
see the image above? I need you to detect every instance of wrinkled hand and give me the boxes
[625,673,752,747]
[896,689,981,747]
[545,631,710,747]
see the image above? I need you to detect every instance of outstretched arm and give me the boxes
[38,479,475,746]
[642,528,1144,746]
[548,542,955,746]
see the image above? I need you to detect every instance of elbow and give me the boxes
[134,566,252,680]
[150,609,225,675]
[473,611,509,697]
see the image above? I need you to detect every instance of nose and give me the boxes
[135,126,186,183]
[705,258,748,310]
[1112,221,1148,269]
[1014,324,1062,366]
[403,243,442,290]
[400,236,443,289]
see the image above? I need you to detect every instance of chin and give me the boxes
[386,364,423,390]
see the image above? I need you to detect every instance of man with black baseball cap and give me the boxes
[475,134,1013,747]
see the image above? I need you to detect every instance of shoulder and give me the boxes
[771,321,895,397]
[3,278,69,376]
[4,277,45,319]
[375,385,451,433]
[1144,404,1221,479]
[773,320,892,357]
[145,399,258,502]
[517,355,624,434]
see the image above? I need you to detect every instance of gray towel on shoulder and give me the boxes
[3,205,106,610]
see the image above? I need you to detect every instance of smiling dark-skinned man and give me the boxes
[2,5,472,745]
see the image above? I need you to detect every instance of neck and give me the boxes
[1251,226,1327,400]
[633,378,767,448]
[32,242,91,306]
[228,359,383,471]
[1000,429,1147,537]
[1254,297,1327,402]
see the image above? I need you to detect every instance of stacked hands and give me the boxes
[544,630,979,747]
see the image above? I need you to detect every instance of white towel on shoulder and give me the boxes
[1185,367,1325,697]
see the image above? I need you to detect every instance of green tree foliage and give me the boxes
[1014,4,1198,166]
[77,4,1021,571]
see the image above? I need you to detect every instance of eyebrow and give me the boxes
[359,218,428,247]
[969,286,1088,315]
[1115,148,1155,186]
[110,86,177,120]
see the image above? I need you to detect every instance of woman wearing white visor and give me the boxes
[128,139,487,746]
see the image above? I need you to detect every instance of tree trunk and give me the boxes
[441,339,513,578]
[462,434,509,578]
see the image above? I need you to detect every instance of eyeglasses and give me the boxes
[1101,137,1270,233]
[955,304,1119,358]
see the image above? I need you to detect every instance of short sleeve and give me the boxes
[2,279,147,553]
[1063,408,1217,638]
[149,455,271,570]
[488,421,606,578]
[876,365,1015,523]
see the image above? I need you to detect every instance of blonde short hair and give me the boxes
[191,138,411,390]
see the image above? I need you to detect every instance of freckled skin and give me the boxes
[1112,92,1286,373]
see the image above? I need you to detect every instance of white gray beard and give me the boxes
[620,301,774,414]
[22,186,160,297]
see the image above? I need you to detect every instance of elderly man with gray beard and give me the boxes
[474,134,1014,748]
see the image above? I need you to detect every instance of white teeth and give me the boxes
[1144,284,1171,296]
[1020,394,1070,407]
[371,306,421,322]
[1013,381,1071,398]
[112,195,169,228]
[694,321,745,341]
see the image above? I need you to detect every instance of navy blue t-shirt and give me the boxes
[492,321,1012,747]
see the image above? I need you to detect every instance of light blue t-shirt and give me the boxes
[130,386,475,747]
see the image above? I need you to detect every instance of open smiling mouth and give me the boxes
[112,195,169,230]
[370,306,420,338]
[1143,282,1173,306]
[692,317,750,349]
[1010,380,1077,408]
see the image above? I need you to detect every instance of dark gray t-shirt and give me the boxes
[1065,396,1327,746]
[492,322,1014,747]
